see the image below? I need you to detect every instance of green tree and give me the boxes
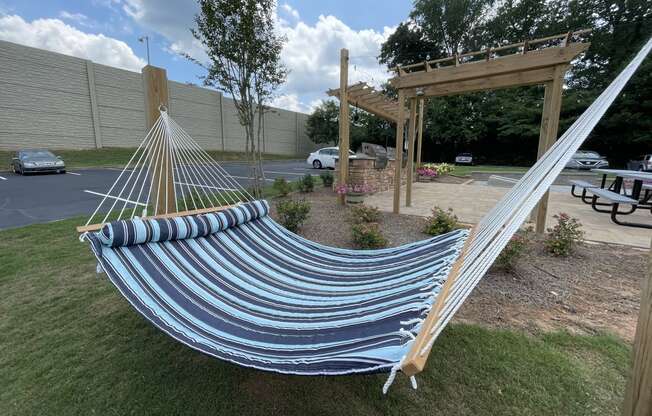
[306,100,339,145]
[188,0,287,196]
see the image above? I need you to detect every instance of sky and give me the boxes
[0,0,412,113]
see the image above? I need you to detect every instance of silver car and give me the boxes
[565,150,609,170]
[11,149,66,175]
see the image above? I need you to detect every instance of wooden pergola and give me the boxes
[332,30,591,233]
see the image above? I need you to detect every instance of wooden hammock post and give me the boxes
[402,228,476,376]
[338,48,350,205]
[393,89,405,214]
[416,99,425,168]
[406,98,417,206]
[533,64,566,234]
[142,65,175,216]
[622,240,652,416]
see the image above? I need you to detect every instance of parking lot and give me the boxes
[0,160,318,230]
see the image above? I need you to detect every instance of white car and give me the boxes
[307,147,355,169]
[455,152,473,165]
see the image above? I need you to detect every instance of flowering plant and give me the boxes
[416,167,438,177]
[422,162,454,175]
[335,183,374,195]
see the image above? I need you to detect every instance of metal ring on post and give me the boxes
[158,104,168,113]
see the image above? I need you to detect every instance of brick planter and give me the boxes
[335,156,410,193]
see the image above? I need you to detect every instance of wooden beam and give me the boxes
[338,48,350,205]
[416,99,425,168]
[142,65,174,216]
[76,205,235,233]
[393,89,405,214]
[403,66,557,98]
[406,98,417,206]
[402,228,476,376]
[622,240,652,415]
[390,43,589,90]
[534,65,566,234]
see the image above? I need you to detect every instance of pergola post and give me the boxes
[533,64,565,234]
[142,65,175,215]
[406,98,418,206]
[338,48,350,205]
[393,89,405,214]
[416,99,425,168]
[622,241,652,415]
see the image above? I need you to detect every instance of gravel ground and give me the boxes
[269,187,646,342]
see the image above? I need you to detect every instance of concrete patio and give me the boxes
[366,181,651,248]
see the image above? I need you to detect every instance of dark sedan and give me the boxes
[11,149,66,175]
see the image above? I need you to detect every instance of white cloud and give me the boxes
[280,3,300,20]
[118,1,395,112]
[270,94,305,112]
[277,15,395,105]
[0,14,146,71]
[59,11,90,25]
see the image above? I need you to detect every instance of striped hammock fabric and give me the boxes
[87,201,469,375]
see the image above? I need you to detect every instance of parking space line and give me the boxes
[264,170,306,175]
[230,175,274,182]
[66,172,81,176]
[83,190,147,206]
[174,181,237,191]
[0,175,6,180]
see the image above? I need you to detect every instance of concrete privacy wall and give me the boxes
[0,40,318,156]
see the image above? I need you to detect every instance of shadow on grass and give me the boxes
[0,219,630,416]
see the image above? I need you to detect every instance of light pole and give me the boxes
[138,36,150,65]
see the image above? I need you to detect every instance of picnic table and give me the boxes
[568,169,651,229]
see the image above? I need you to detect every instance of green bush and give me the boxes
[320,172,334,187]
[297,174,315,193]
[272,178,291,197]
[545,213,584,256]
[424,206,459,236]
[351,222,388,249]
[496,227,533,271]
[276,199,311,232]
[349,205,381,224]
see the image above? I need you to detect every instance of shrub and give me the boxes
[272,178,291,197]
[320,172,334,187]
[496,227,533,271]
[545,213,584,256]
[276,200,310,232]
[349,205,381,224]
[297,174,315,193]
[423,207,459,236]
[351,223,388,249]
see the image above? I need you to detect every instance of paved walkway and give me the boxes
[366,181,651,248]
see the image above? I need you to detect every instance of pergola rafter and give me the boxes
[327,81,406,123]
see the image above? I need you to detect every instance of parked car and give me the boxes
[11,149,66,175]
[626,154,652,171]
[454,152,473,165]
[307,147,355,169]
[565,150,609,170]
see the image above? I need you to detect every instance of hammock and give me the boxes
[79,38,651,392]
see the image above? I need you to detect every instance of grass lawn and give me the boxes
[0,217,632,415]
[0,147,300,170]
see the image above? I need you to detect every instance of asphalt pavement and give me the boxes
[0,160,319,230]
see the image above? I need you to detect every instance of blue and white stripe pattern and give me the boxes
[87,200,468,375]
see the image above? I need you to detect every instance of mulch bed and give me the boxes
[269,187,646,342]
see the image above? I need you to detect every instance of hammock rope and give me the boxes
[78,37,651,392]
